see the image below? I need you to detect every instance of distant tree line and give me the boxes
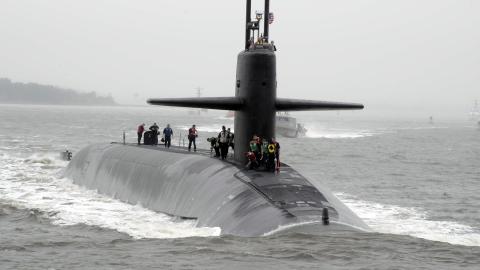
[0,78,116,106]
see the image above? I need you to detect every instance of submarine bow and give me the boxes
[65,143,370,236]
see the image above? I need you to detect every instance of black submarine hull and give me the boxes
[64,143,369,236]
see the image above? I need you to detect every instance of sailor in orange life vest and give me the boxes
[188,124,198,152]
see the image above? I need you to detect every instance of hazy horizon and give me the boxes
[1,0,479,119]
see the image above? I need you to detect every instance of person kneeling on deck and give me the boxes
[218,126,230,160]
[207,137,220,157]
[163,124,173,148]
[188,124,198,152]
[245,151,258,170]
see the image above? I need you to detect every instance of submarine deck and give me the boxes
[112,143,339,221]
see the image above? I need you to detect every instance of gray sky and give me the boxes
[1,0,479,118]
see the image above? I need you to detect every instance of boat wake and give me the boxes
[3,152,478,245]
[176,125,234,134]
[0,152,220,239]
[337,193,480,247]
[306,128,376,139]
[304,124,450,139]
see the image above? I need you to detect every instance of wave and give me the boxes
[394,126,449,131]
[306,129,376,139]
[0,153,220,239]
[215,116,234,121]
[176,125,234,133]
[23,153,65,165]
[336,193,480,247]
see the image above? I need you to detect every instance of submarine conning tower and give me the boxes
[148,0,364,163]
[234,46,276,162]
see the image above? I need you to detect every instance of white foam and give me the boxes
[0,153,221,239]
[262,221,319,236]
[216,116,234,120]
[306,129,376,139]
[262,220,369,236]
[336,193,480,247]
[395,126,449,131]
[176,125,234,133]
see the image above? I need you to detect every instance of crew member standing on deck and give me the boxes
[137,123,145,145]
[227,128,234,151]
[266,139,276,172]
[273,137,280,171]
[163,124,173,148]
[218,126,230,160]
[249,135,260,160]
[188,124,198,152]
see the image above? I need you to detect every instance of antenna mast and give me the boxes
[245,0,271,49]
[263,0,270,42]
[245,0,252,49]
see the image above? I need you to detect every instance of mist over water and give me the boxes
[1,104,480,269]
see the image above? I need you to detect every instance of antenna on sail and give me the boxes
[245,0,252,50]
[245,0,271,49]
[263,0,270,42]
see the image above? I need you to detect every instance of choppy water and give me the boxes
[1,104,479,269]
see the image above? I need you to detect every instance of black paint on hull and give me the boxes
[64,143,370,236]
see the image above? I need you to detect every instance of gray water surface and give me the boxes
[1,104,479,269]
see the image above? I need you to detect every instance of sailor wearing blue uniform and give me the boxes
[163,124,173,148]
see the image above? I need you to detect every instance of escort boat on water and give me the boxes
[276,112,307,138]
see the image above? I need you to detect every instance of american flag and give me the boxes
[268,12,274,24]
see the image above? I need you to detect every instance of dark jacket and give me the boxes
[163,127,173,137]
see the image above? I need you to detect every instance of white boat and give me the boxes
[275,112,307,138]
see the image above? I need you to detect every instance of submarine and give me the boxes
[64,0,370,236]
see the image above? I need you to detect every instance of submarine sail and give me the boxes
[65,0,370,236]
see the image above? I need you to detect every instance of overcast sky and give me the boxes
[1,0,479,118]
